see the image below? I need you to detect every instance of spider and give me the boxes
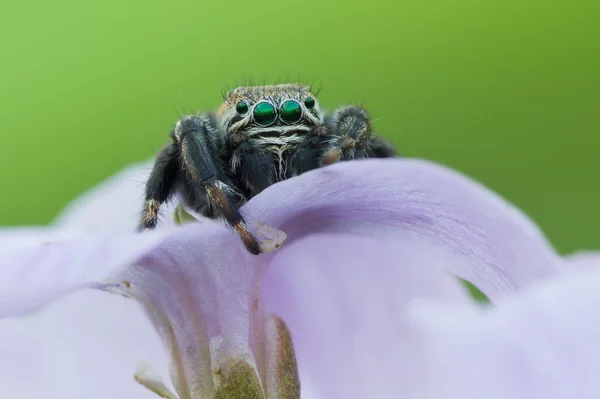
[139,83,396,255]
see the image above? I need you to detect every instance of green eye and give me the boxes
[280,100,302,124]
[236,101,248,114]
[304,97,315,109]
[253,101,277,126]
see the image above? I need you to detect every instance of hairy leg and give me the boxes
[289,125,328,175]
[321,105,396,165]
[174,115,263,255]
[232,141,278,196]
[140,143,180,229]
[367,136,397,158]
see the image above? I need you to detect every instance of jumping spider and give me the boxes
[140,83,396,254]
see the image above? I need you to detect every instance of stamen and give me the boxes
[264,314,301,399]
[213,360,263,399]
[134,362,179,399]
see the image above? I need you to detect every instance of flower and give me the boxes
[0,158,596,398]
[401,261,600,399]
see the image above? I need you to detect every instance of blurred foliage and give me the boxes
[0,0,598,254]
[463,280,490,303]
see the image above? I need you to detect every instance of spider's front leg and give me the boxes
[174,115,264,255]
[140,142,180,230]
[320,105,396,165]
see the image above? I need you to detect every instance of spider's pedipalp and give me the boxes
[321,105,396,165]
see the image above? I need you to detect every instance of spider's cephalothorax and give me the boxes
[140,83,396,254]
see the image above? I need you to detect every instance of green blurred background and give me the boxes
[0,0,598,254]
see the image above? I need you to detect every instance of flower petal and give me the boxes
[0,289,169,399]
[0,221,295,398]
[564,251,600,269]
[112,225,257,398]
[113,222,297,399]
[403,267,600,399]
[54,157,558,298]
[3,157,564,399]
[0,226,174,317]
[261,233,472,399]
[54,157,559,298]
[0,308,74,397]
[246,158,560,299]
[53,160,177,232]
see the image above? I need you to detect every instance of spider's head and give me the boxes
[216,83,324,137]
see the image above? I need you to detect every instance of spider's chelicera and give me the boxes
[140,83,396,254]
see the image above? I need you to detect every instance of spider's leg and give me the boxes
[320,105,396,165]
[232,140,279,196]
[289,125,329,175]
[175,115,263,255]
[367,136,397,158]
[140,142,180,230]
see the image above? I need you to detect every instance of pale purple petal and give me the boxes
[54,157,559,298]
[251,158,561,398]
[0,310,73,398]
[0,290,168,399]
[53,160,176,232]
[0,226,175,317]
[54,157,559,300]
[1,157,567,398]
[117,224,260,398]
[262,233,472,399]
[247,158,560,300]
[564,251,600,269]
[401,267,600,399]
[0,220,298,398]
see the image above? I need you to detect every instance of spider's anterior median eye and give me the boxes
[304,97,315,109]
[280,100,302,124]
[236,101,249,114]
[253,102,277,126]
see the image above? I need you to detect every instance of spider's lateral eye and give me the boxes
[253,102,277,126]
[236,101,249,114]
[304,97,315,109]
[280,100,302,124]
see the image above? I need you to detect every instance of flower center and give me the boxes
[214,360,263,399]
[106,281,300,399]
